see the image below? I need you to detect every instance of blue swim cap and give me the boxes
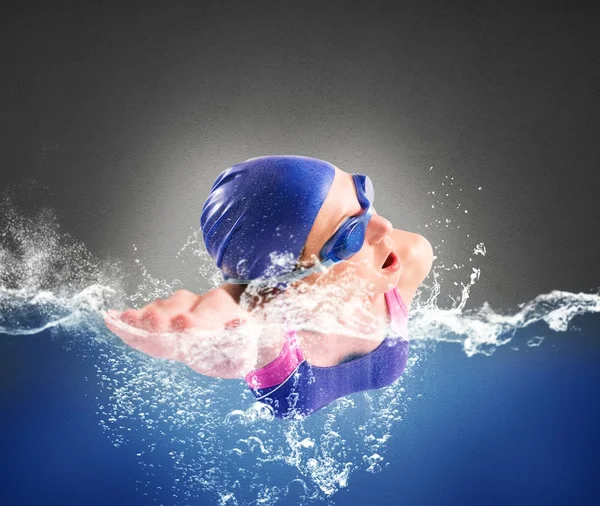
[200,155,336,283]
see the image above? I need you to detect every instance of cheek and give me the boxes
[329,251,371,279]
[346,249,377,276]
[351,248,401,288]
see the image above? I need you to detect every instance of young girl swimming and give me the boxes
[105,155,433,418]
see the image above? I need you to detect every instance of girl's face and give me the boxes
[296,166,402,296]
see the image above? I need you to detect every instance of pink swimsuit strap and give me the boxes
[384,285,409,335]
[245,329,304,389]
[244,287,409,389]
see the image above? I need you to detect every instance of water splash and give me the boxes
[1,187,598,506]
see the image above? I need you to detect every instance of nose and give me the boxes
[366,211,393,245]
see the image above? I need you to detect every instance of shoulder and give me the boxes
[391,230,434,309]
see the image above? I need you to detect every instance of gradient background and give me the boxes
[2,1,599,505]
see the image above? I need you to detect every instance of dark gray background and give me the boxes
[3,0,599,310]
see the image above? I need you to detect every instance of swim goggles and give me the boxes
[225,173,374,286]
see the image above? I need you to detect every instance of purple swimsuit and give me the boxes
[245,287,410,418]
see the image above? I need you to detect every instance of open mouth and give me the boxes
[382,251,398,270]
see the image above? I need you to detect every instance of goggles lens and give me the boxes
[321,173,374,262]
[333,221,366,259]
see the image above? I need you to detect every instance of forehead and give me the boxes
[327,167,360,216]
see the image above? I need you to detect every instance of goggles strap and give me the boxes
[223,258,337,286]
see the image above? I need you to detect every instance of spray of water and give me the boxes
[1,179,598,506]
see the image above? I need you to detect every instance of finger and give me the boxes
[224,317,247,330]
[114,323,168,359]
[168,289,198,308]
[104,314,122,337]
[155,289,197,313]
[139,307,168,333]
[106,307,175,359]
[105,320,148,352]
[171,313,197,332]
[121,308,140,326]
[104,309,140,342]
[104,315,147,349]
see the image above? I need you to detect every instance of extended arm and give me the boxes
[104,283,256,379]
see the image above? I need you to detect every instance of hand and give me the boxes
[104,288,255,377]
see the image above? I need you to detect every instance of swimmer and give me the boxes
[105,156,433,418]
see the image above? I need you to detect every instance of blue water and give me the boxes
[2,314,599,506]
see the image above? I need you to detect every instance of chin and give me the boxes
[378,270,402,292]
[331,258,401,294]
[358,272,401,296]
